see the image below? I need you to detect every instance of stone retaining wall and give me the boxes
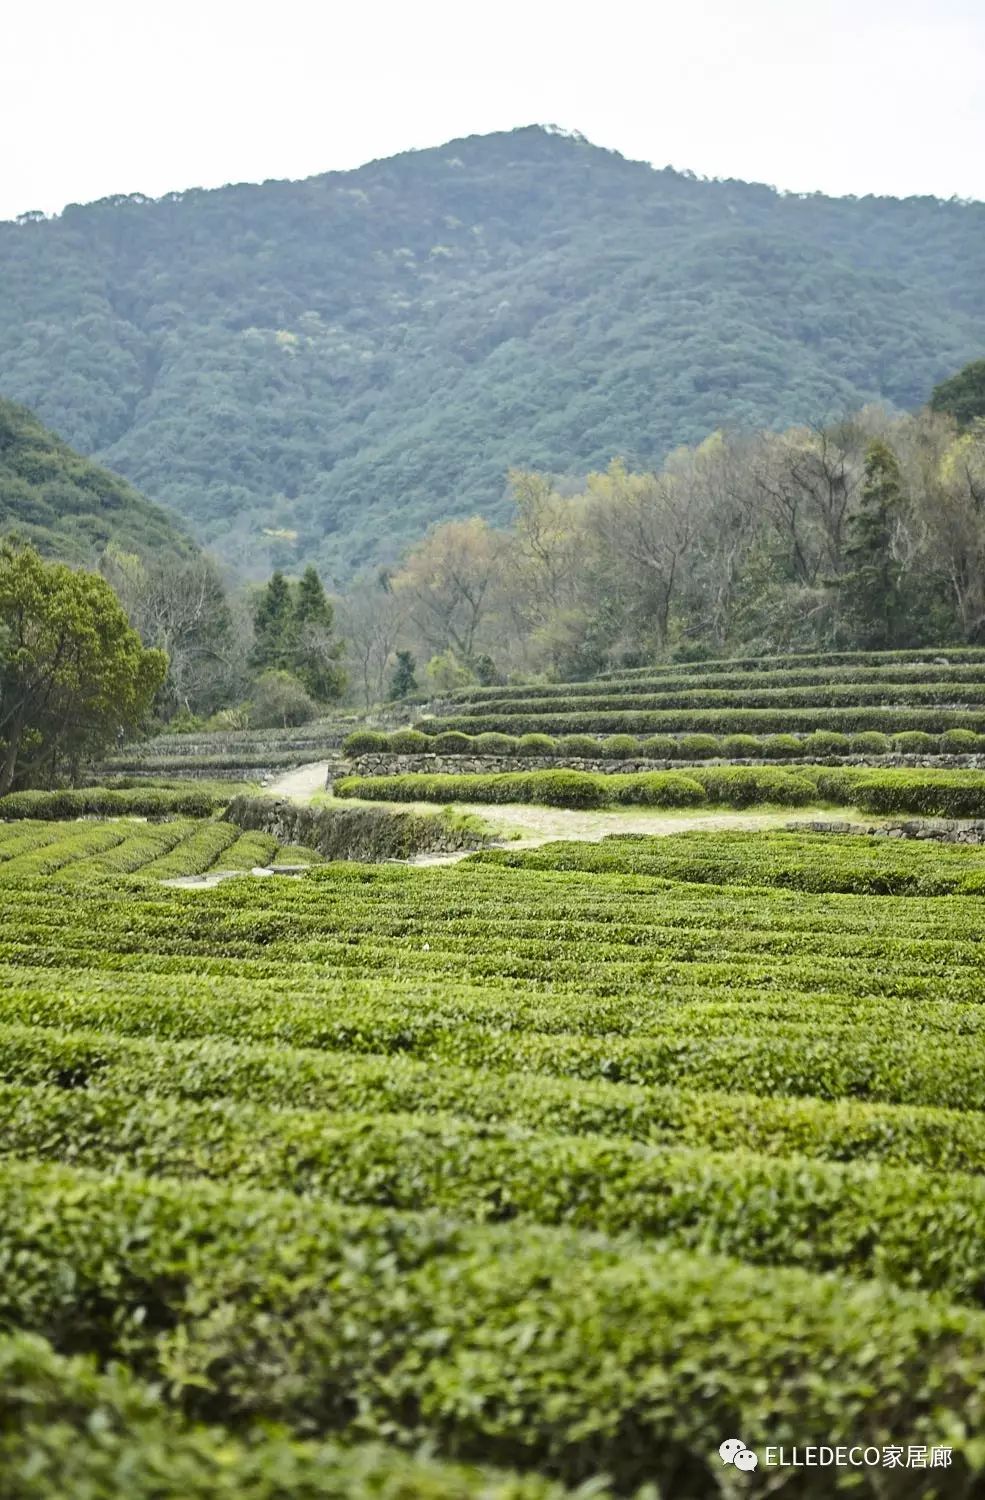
[330,751,985,786]
[788,818,985,844]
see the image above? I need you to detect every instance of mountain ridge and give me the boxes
[2,125,983,580]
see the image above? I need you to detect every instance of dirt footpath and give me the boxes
[265,762,330,800]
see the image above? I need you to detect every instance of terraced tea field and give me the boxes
[2,820,985,1496]
[420,646,985,749]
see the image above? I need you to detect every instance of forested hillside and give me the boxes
[2,125,984,579]
[0,397,195,566]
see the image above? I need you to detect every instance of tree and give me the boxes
[930,361,985,431]
[248,670,317,729]
[387,650,418,700]
[291,566,345,701]
[100,546,240,715]
[392,518,505,664]
[839,441,907,648]
[0,543,166,792]
[251,571,295,671]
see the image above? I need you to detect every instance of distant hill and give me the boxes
[1,125,984,580]
[0,397,196,565]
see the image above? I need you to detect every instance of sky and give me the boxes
[2,0,984,221]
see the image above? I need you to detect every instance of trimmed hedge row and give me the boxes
[2,1159,984,1495]
[8,1019,985,1173]
[348,727,985,759]
[0,1332,577,1500]
[7,1083,985,1301]
[474,830,985,896]
[0,787,225,820]
[450,661,985,703]
[444,681,985,715]
[422,706,985,736]
[335,767,823,810]
[603,646,985,677]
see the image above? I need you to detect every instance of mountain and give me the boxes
[0,396,196,566]
[2,125,984,580]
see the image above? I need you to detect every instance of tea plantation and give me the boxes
[1,791,985,1495]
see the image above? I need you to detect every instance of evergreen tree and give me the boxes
[930,360,985,431]
[840,441,906,649]
[250,571,295,671]
[387,649,418,700]
[292,566,344,701]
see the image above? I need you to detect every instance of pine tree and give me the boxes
[840,441,906,649]
[388,649,418,700]
[250,571,295,671]
[292,566,344,701]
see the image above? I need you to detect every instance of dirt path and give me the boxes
[265,761,330,800]
[264,762,847,865]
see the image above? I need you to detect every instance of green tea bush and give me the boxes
[473,732,519,755]
[942,728,979,753]
[719,734,765,758]
[599,734,639,759]
[515,733,558,757]
[557,734,603,758]
[850,732,891,755]
[677,734,719,759]
[802,731,851,756]
[0,788,223,820]
[387,728,434,753]
[434,731,475,753]
[342,730,390,756]
[761,734,803,758]
[609,773,707,806]
[893,731,939,754]
[690,767,817,807]
[639,734,678,758]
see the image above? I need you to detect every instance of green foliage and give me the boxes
[0,1333,576,1500]
[515,733,558,756]
[840,441,907,649]
[250,572,295,671]
[0,787,223,819]
[387,728,433,753]
[850,731,892,754]
[930,358,985,429]
[434,731,474,753]
[599,734,639,759]
[387,649,418,701]
[247,670,317,729]
[0,397,195,567]
[342,730,390,756]
[677,733,719,759]
[473,731,519,754]
[609,773,707,806]
[3,129,985,577]
[0,544,167,791]
[557,734,604,757]
[893,731,939,753]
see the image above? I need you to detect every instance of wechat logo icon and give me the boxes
[720,1439,759,1472]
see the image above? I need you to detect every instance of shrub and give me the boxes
[248,670,318,729]
[761,734,803,758]
[610,773,707,807]
[388,729,434,753]
[942,728,979,753]
[517,771,607,807]
[600,734,640,760]
[677,734,720,759]
[850,732,892,755]
[893,732,938,754]
[343,730,390,756]
[0,788,223,820]
[558,734,603,758]
[720,734,765,759]
[802,731,851,756]
[515,734,558,757]
[690,767,816,807]
[434,732,475,754]
[474,732,518,755]
[639,735,678,759]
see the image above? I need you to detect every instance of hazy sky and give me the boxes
[3,0,983,220]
